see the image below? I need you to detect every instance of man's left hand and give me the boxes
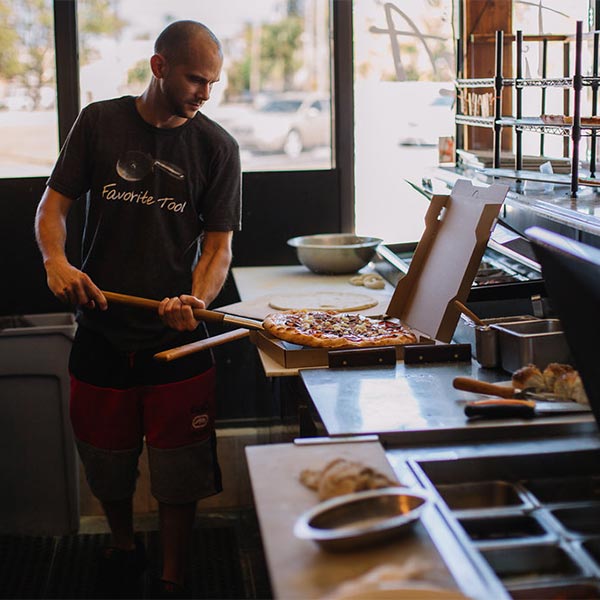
[158,294,206,331]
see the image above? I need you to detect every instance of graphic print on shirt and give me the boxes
[116,150,185,182]
[104,150,188,214]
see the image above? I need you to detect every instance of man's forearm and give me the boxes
[35,188,71,267]
[191,232,233,306]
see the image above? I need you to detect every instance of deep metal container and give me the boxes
[454,315,538,368]
[491,318,572,373]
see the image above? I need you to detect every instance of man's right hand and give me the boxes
[45,257,107,310]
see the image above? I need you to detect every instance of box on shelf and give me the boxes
[0,312,79,535]
[252,179,509,368]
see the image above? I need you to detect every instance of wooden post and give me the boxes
[464,0,513,152]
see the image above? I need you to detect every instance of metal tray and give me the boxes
[458,514,553,546]
[509,581,600,599]
[550,506,600,538]
[409,449,600,596]
[453,314,538,367]
[480,543,585,584]
[435,480,531,514]
[491,318,572,372]
[520,475,600,505]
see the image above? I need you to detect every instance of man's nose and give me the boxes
[198,83,211,100]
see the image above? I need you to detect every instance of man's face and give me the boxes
[158,42,222,120]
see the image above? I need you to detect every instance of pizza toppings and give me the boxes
[262,309,417,348]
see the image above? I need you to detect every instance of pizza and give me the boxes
[262,309,417,348]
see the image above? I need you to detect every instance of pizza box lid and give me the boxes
[386,179,508,343]
[248,179,508,368]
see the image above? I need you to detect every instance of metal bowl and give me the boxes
[293,487,430,552]
[287,233,383,274]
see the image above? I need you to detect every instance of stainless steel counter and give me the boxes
[234,266,600,599]
[431,165,600,240]
[300,360,597,444]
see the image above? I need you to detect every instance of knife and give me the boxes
[453,376,570,402]
[464,398,591,419]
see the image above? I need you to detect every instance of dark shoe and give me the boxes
[96,537,147,598]
[149,578,188,599]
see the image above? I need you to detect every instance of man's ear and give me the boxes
[150,54,167,79]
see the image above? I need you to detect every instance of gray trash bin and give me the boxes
[0,313,79,535]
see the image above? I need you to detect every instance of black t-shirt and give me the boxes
[47,96,241,351]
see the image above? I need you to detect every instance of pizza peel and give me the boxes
[101,291,409,363]
[102,291,263,361]
[102,290,265,330]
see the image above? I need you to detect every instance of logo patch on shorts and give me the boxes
[191,414,209,430]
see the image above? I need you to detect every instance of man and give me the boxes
[35,20,241,598]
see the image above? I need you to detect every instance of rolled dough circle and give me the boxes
[268,291,378,312]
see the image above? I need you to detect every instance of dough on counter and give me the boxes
[268,291,378,312]
[349,273,385,289]
[299,458,400,501]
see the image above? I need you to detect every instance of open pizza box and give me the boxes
[250,179,509,369]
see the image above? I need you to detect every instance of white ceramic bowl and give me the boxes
[287,233,383,274]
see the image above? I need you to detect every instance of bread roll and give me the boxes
[512,364,546,391]
[554,371,590,405]
[543,363,575,392]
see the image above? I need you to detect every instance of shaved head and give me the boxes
[154,20,222,65]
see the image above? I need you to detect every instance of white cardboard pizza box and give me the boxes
[250,179,508,368]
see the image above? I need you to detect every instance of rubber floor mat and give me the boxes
[0,534,56,599]
[0,523,258,599]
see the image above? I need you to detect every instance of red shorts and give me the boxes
[69,326,221,504]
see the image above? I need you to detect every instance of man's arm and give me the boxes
[191,230,233,305]
[35,186,107,309]
[159,230,233,331]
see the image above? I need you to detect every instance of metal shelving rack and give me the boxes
[456,21,600,198]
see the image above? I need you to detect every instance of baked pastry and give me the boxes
[299,458,399,501]
[543,363,575,391]
[554,371,590,405]
[581,116,600,126]
[512,364,546,391]
[541,114,570,125]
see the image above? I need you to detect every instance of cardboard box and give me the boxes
[251,179,508,369]
[249,330,418,369]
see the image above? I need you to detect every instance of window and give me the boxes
[353,0,455,243]
[77,0,332,172]
[512,1,593,162]
[0,0,58,178]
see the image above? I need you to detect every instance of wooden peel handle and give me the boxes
[453,376,515,398]
[453,300,484,326]
[102,291,226,324]
[154,329,250,362]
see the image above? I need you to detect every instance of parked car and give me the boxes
[229,92,331,157]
